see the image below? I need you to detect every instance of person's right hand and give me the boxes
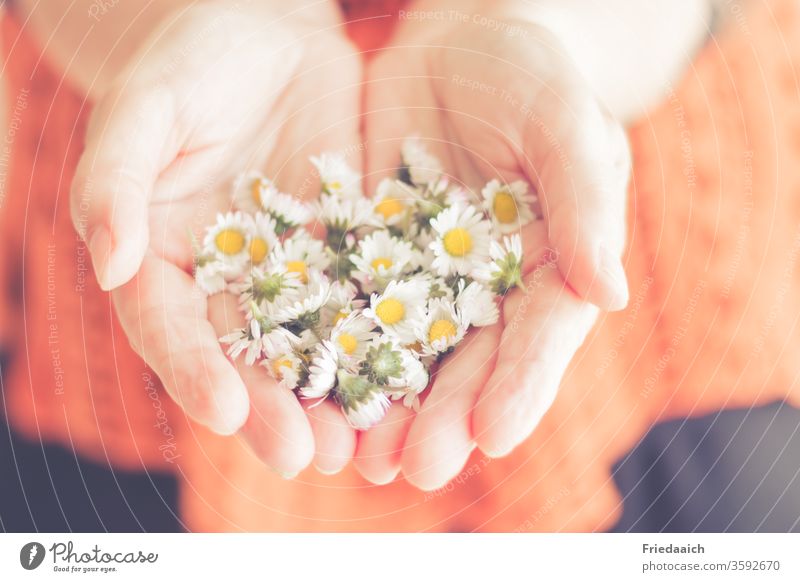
[70,1,363,477]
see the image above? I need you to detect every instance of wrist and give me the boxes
[392,0,545,45]
[19,0,347,100]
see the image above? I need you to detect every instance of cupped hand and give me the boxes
[356,3,631,488]
[71,1,362,477]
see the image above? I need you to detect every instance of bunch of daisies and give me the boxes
[194,139,535,430]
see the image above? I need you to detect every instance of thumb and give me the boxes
[71,87,175,290]
[521,58,631,311]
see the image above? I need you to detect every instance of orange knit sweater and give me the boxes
[2,0,800,531]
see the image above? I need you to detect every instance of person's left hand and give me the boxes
[355,1,631,488]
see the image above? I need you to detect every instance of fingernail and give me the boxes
[207,418,245,437]
[314,464,341,476]
[599,246,629,311]
[368,473,399,486]
[483,445,514,460]
[88,226,112,291]
[266,465,298,480]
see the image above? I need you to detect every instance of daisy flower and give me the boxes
[232,171,273,213]
[203,211,254,267]
[360,338,430,409]
[220,304,297,365]
[264,351,305,390]
[482,179,536,235]
[260,187,313,234]
[321,279,365,328]
[329,311,377,361]
[334,370,391,430]
[401,137,443,186]
[219,323,264,366]
[443,182,471,208]
[317,194,376,251]
[269,231,330,284]
[363,278,428,344]
[405,224,437,271]
[343,391,392,430]
[235,267,302,308]
[318,194,373,232]
[360,338,405,385]
[456,279,500,327]
[301,340,341,399]
[475,234,524,295]
[429,204,492,277]
[416,298,469,356]
[278,271,332,332]
[194,260,227,295]
[247,213,279,266]
[349,230,416,293]
[395,349,429,393]
[372,178,415,226]
[411,179,450,225]
[387,349,430,411]
[311,153,362,199]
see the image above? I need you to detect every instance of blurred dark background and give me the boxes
[612,400,800,532]
[0,354,182,533]
[2,346,799,531]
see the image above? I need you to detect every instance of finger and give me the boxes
[71,87,176,291]
[474,255,599,458]
[524,69,631,311]
[354,403,415,485]
[207,292,315,477]
[302,399,357,476]
[364,49,459,194]
[111,254,249,435]
[401,324,502,491]
[238,370,315,478]
[264,42,363,198]
[418,20,630,283]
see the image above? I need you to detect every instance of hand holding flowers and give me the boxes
[356,0,632,488]
[70,0,364,477]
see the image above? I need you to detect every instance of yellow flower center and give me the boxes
[337,333,358,355]
[375,298,405,325]
[286,260,308,283]
[333,310,348,325]
[429,319,457,344]
[272,358,293,379]
[328,180,342,191]
[493,191,519,224]
[371,257,393,271]
[249,237,269,263]
[214,228,245,255]
[251,180,264,205]
[375,197,404,220]
[443,228,473,257]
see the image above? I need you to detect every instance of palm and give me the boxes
[357,18,627,488]
[75,4,363,476]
